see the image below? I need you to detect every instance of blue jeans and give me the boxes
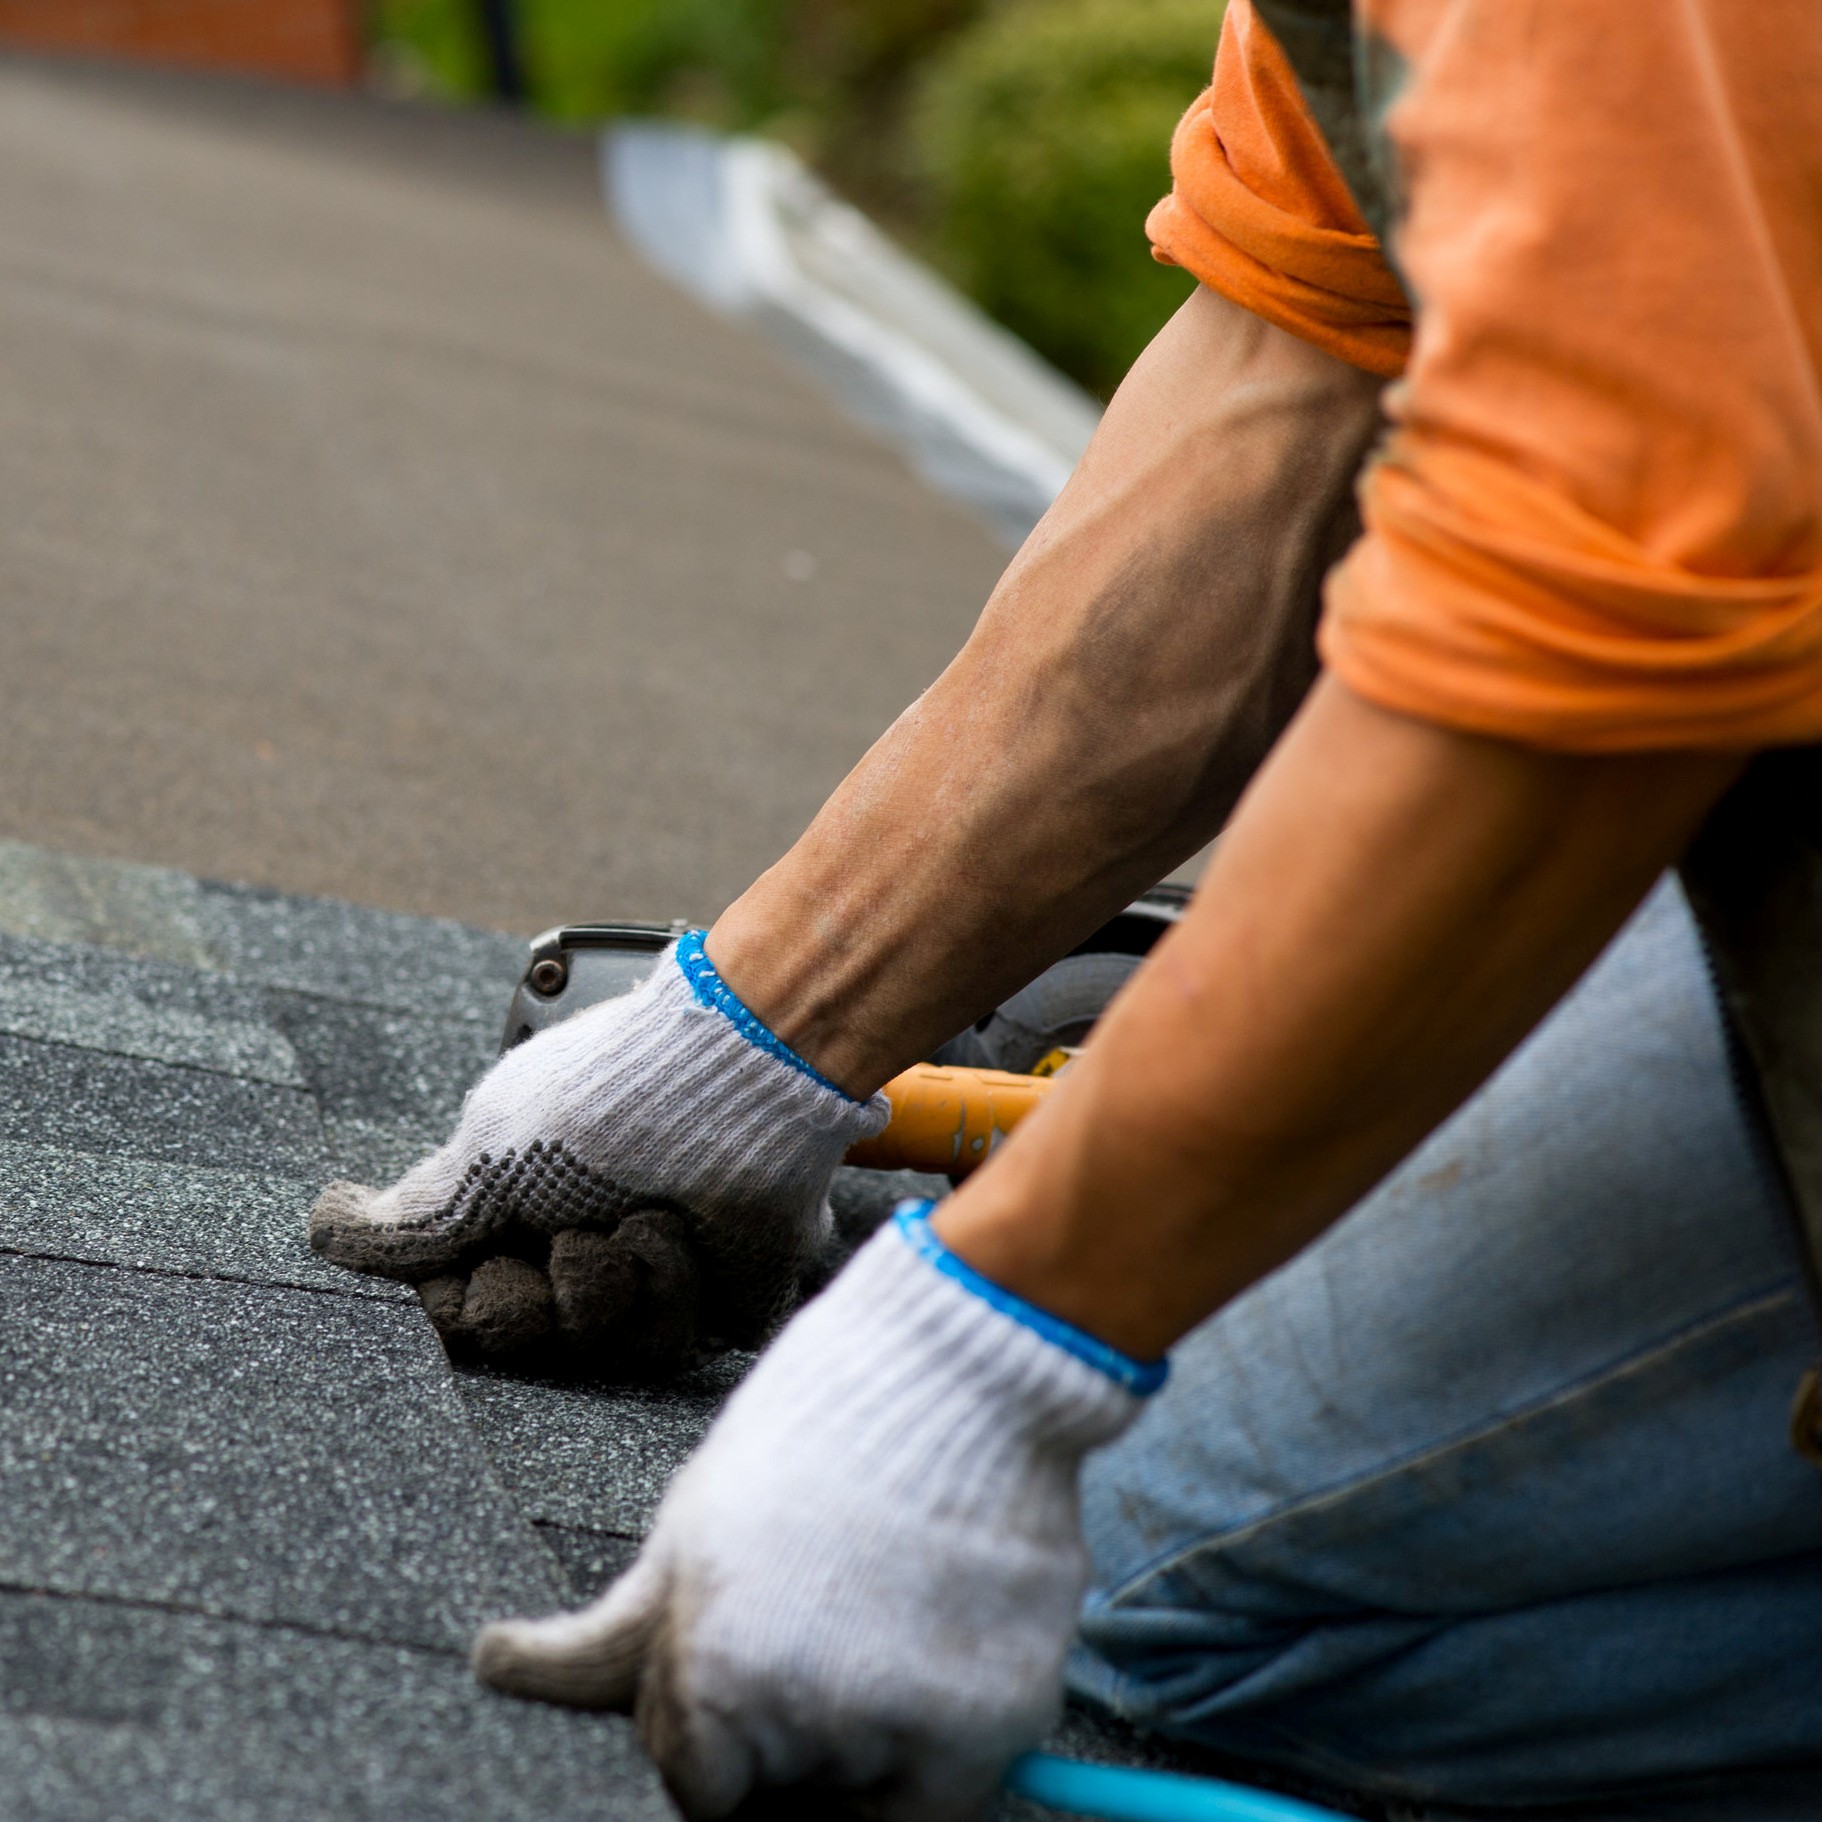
[1067,878,1822,1810]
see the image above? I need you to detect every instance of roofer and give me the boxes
[310,2,1822,1814]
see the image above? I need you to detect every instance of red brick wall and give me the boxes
[0,1,362,87]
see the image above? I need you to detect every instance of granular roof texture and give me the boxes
[3,847,1815,1822]
[0,838,680,1819]
[0,836,1147,1822]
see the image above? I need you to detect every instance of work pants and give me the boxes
[1067,877,1822,1815]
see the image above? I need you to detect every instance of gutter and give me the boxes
[604,121,1102,548]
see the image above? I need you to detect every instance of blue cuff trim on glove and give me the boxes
[893,1201,1169,1397]
[674,931,861,1103]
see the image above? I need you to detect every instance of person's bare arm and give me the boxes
[469,678,1741,1788]
[709,285,1385,1095]
[935,676,1743,1356]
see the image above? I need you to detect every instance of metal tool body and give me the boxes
[502,920,691,1050]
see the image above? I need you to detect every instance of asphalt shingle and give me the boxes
[187,877,525,1024]
[453,1355,747,1541]
[0,1143,401,1301]
[0,1034,327,1178]
[0,931,302,1085]
[0,1591,672,1822]
[0,1253,564,1652]
[268,991,498,1183]
[0,849,714,1816]
[532,1521,643,1603]
[0,839,523,1022]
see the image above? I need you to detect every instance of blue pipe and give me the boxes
[1006,1753,1350,1822]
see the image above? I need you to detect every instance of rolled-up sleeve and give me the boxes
[1147,2,1412,378]
[1156,0,1822,754]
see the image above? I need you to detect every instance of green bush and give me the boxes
[515,0,794,128]
[913,0,1221,399]
[367,0,492,98]
[365,0,1222,397]
[370,1,982,143]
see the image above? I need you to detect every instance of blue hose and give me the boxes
[1006,1753,1350,1822]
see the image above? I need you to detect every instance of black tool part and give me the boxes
[501,921,692,1052]
[499,889,1190,1061]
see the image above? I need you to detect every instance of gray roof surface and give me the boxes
[4,837,1818,1822]
[0,845,905,1820]
[0,52,1005,934]
[0,839,676,1818]
[0,835,1166,1821]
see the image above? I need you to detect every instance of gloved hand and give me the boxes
[472,1203,1163,1820]
[308,934,888,1376]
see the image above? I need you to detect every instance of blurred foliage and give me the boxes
[367,0,490,97]
[914,1,1216,397]
[366,0,1221,398]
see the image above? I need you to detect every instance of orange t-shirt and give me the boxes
[1150,0,1822,753]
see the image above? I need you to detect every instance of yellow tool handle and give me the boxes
[844,1062,1057,1179]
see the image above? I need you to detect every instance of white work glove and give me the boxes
[473,1202,1165,1820]
[309,934,888,1374]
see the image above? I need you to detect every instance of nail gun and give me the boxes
[501,887,1188,1180]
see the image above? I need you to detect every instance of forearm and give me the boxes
[935,677,1743,1357]
[709,287,1385,1097]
